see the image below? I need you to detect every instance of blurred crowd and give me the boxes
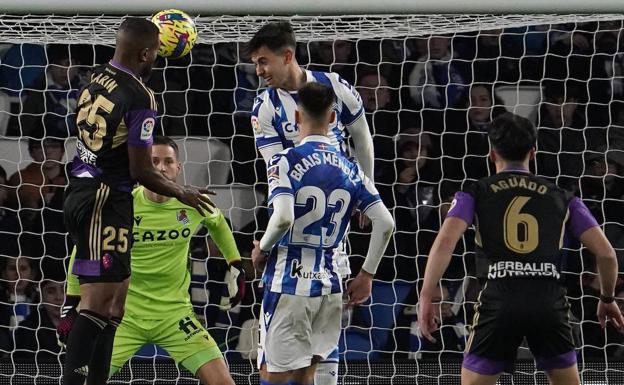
[0,20,623,363]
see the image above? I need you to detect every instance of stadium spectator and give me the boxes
[578,147,624,262]
[19,45,84,138]
[14,278,64,361]
[0,254,39,344]
[535,82,607,187]
[406,35,469,109]
[443,83,507,181]
[569,263,624,359]
[7,136,66,210]
[0,166,19,236]
[308,40,356,84]
[411,283,467,359]
[356,71,400,177]
[459,29,522,83]
[376,127,437,282]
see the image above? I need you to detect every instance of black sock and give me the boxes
[63,310,108,385]
[86,316,122,385]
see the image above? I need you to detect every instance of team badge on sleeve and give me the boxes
[141,117,155,140]
[251,116,262,135]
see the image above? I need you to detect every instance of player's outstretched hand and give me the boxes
[177,186,216,216]
[57,295,80,349]
[251,241,267,272]
[418,296,439,343]
[219,260,247,310]
[597,300,624,332]
[347,270,373,307]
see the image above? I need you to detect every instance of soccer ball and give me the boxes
[151,9,197,59]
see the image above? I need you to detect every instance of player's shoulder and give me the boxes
[268,146,297,165]
[252,88,277,115]
[103,64,156,110]
[131,185,144,199]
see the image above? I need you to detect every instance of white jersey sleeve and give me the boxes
[252,92,284,162]
[327,72,365,126]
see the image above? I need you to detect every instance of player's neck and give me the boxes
[143,188,171,204]
[111,54,140,77]
[496,161,530,173]
[281,65,305,92]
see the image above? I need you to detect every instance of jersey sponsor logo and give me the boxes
[281,121,298,133]
[251,115,262,135]
[176,209,190,225]
[487,261,560,279]
[140,117,155,140]
[132,228,192,243]
[76,140,97,165]
[289,259,332,280]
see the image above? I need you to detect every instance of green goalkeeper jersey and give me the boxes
[124,186,240,317]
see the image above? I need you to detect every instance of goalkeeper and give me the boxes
[59,136,244,385]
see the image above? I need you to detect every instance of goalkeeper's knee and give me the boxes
[315,361,339,385]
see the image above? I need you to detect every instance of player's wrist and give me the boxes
[599,294,615,304]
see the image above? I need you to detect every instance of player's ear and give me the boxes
[295,109,301,125]
[284,48,294,64]
[139,47,150,63]
[489,149,497,163]
[329,110,336,125]
[528,147,536,161]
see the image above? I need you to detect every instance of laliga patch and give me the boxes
[251,116,262,135]
[141,117,155,140]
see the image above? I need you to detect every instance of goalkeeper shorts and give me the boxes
[258,291,342,373]
[463,279,576,375]
[110,311,222,375]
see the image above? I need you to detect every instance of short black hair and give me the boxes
[152,136,179,158]
[489,113,536,162]
[298,83,334,123]
[118,17,160,42]
[246,21,296,55]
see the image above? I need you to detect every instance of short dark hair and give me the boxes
[152,136,179,158]
[489,113,537,162]
[246,21,296,55]
[118,17,160,42]
[297,83,334,123]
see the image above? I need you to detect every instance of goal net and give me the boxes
[1,11,623,385]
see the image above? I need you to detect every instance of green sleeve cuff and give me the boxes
[204,210,241,264]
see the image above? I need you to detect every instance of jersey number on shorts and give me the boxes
[503,196,539,254]
[102,226,129,253]
[291,186,351,248]
[77,89,115,152]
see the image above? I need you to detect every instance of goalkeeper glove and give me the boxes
[219,260,246,310]
[56,295,80,349]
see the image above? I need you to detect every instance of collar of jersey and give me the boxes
[501,167,530,173]
[301,135,331,144]
[138,186,174,206]
[109,60,139,78]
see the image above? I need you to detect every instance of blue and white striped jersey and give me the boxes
[251,70,364,155]
[263,135,381,297]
